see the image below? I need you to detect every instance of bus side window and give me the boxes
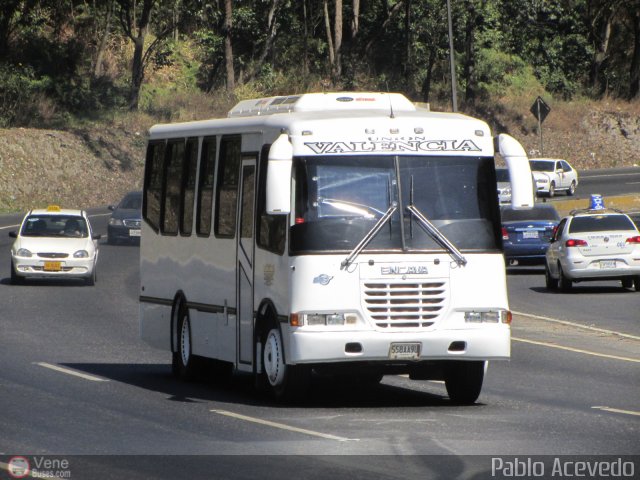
[257,144,286,254]
[214,135,241,238]
[162,139,185,235]
[196,136,216,236]
[181,137,199,235]
[143,141,166,232]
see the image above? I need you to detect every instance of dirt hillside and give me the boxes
[0,100,638,213]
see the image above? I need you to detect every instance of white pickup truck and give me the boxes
[529,158,579,197]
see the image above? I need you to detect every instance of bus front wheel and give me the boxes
[172,306,198,380]
[261,325,310,402]
[444,360,484,405]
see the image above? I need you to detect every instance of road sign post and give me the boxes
[530,96,550,156]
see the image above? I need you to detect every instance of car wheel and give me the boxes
[548,181,555,198]
[545,263,558,290]
[85,267,96,286]
[444,360,485,405]
[621,277,634,290]
[172,305,198,380]
[634,276,640,292]
[558,264,572,291]
[10,261,24,285]
[567,181,576,196]
[260,323,310,402]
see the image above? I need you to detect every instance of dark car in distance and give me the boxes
[107,191,142,245]
[501,203,560,266]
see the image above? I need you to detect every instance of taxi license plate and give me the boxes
[43,261,62,271]
[129,229,141,237]
[389,343,421,360]
[600,260,616,269]
[523,230,539,239]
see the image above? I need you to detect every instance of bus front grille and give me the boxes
[363,281,446,328]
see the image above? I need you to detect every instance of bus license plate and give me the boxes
[43,261,62,271]
[389,343,421,360]
[129,229,141,237]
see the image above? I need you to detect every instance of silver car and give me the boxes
[545,209,640,291]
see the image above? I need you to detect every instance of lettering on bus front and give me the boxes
[303,139,481,155]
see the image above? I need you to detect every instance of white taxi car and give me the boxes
[545,204,640,291]
[9,206,100,285]
[530,158,578,197]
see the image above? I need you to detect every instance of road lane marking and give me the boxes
[0,223,20,230]
[210,409,358,442]
[512,337,640,363]
[35,362,109,382]
[592,406,640,417]
[513,311,640,341]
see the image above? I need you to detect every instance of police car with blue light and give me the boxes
[545,195,640,291]
[9,206,100,285]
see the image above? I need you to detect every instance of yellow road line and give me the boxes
[35,362,109,382]
[592,406,640,417]
[512,337,640,363]
[512,311,640,341]
[211,409,357,442]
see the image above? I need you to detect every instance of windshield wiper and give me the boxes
[406,204,467,266]
[341,203,398,270]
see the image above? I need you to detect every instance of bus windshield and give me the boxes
[291,155,500,254]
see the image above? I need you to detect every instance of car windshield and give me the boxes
[21,215,89,238]
[569,214,637,233]
[501,206,559,222]
[291,155,501,254]
[119,194,142,210]
[495,169,510,182]
[529,160,555,172]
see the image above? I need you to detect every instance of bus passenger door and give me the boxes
[237,159,256,367]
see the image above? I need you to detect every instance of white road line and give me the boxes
[512,337,640,363]
[592,406,640,417]
[512,311,640,341]
[211,409,358,442]
[0,223,20,230]
[35,362,109,382]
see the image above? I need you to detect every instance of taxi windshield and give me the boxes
[21,215,89,238]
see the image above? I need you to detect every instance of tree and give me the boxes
[224,0,235,91]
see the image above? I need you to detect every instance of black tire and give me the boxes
[444,361,485,405]
[172,305,198,380]
[260,323,310,402]
[10,261,23,285]
[621,277,634,289]
[85,266,96,286]
[558,264,572,291]
[548,181,555,197]
[567,181,576,196]
[634,276,640,292]
[545,263,558,290]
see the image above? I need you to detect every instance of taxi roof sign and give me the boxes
[46,205,61,212]
[589,194,604,210]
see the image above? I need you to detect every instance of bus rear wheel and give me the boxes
[261,325,310,402]
[444,360,484,405]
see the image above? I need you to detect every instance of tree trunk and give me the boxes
[247,0,282,82]
[630,6,640,99]
[351,0,360,40]
[224,0,235,91]
[93,0,114,79]
[463,1,477,106]
[323,0,335,69]
[334,0,343,79]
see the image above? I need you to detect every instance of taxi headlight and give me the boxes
[16,248,32,257]
[537,178,549,184]
[73,250,89,258]
[109,218,123,226]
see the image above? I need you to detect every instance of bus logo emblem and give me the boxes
[313,274,333,285]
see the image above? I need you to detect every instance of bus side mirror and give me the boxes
[495,134,535,209]
[266,133,293,215]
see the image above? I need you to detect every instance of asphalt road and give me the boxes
[1,192,638,479]
[574,167,640,199]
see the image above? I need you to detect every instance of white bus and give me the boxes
[139,92,534,404]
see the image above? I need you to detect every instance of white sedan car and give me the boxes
[530,158,578,197]
[545,209,640,291]
[9,206,100,285]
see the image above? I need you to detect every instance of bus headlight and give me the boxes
[464,310,511,324]
[291,313,359,326]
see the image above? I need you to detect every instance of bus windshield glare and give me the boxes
[291,155,501,254]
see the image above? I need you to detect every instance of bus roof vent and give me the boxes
[227,92,416,117]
